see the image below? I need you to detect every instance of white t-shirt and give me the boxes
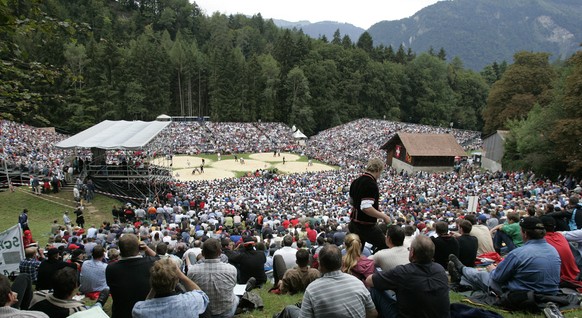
[369,246,410,272]
[273,246,298,270]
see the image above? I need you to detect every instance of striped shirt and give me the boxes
[299,270,375,318]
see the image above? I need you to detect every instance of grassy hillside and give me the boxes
[0,187,121,245]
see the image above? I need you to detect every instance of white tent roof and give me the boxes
[156,114,172,121]
[55,120,171,149]
[293,129,307,139]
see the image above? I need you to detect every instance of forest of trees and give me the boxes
[0,0,580,176]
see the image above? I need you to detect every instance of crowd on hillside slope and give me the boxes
[303,118,481,168]
[0,120,70,178]
[1,119,482,177]
[11,164,581,317]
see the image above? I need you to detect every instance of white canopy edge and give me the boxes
[293,129,307,139]
[55,120,171,150]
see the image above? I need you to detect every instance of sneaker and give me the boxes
[450,283,473,293]
[449,254,464,273]
[96,287,110,306]
[245,277,257,292]
[543,302,564,318]
[448,261,461,284]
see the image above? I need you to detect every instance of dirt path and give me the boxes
[171,153,333,181]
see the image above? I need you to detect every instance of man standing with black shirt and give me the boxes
[348,158,390,252]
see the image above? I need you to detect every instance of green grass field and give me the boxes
[0,187,120,245]
[1,187,580,317]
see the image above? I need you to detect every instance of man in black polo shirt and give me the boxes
[348,158,390,252]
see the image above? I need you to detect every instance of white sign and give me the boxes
[0,225,24,276]
[467,196,479,213]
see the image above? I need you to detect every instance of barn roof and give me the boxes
[381,133,466,157]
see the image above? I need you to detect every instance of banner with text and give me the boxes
[0,225,24,276]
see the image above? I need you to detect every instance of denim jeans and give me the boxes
[369,288,399,318]
[460,267,503,295]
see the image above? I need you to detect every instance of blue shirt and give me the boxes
[19,258,41,282]
[491,239,560,294]
[79,259,108,294]
[132,290,208,318]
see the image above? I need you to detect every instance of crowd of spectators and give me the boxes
[8,117,582,317]
[0,120,70,179]
[148,121,298,156]
[303,118,482,168]
[148,122,213,155]
[255,122,297,151]
[1,118,483,182]
[148,119,481,166]
[11,169,581,316]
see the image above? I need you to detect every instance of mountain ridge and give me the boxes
[367,0,582,70]
[272,19,365,42]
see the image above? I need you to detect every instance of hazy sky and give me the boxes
[193,0,443,29]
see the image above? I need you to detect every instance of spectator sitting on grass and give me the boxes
[0,273,48,317]
[133,258,208,318]
[30,267,109,318]
[277,248,320,295]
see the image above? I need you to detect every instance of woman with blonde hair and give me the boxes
[342,233,374,282]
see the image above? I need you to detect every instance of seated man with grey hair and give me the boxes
[106,234,157,318]
[273,235,297,287]
[183,240,203,264]
[366,235,449,318]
